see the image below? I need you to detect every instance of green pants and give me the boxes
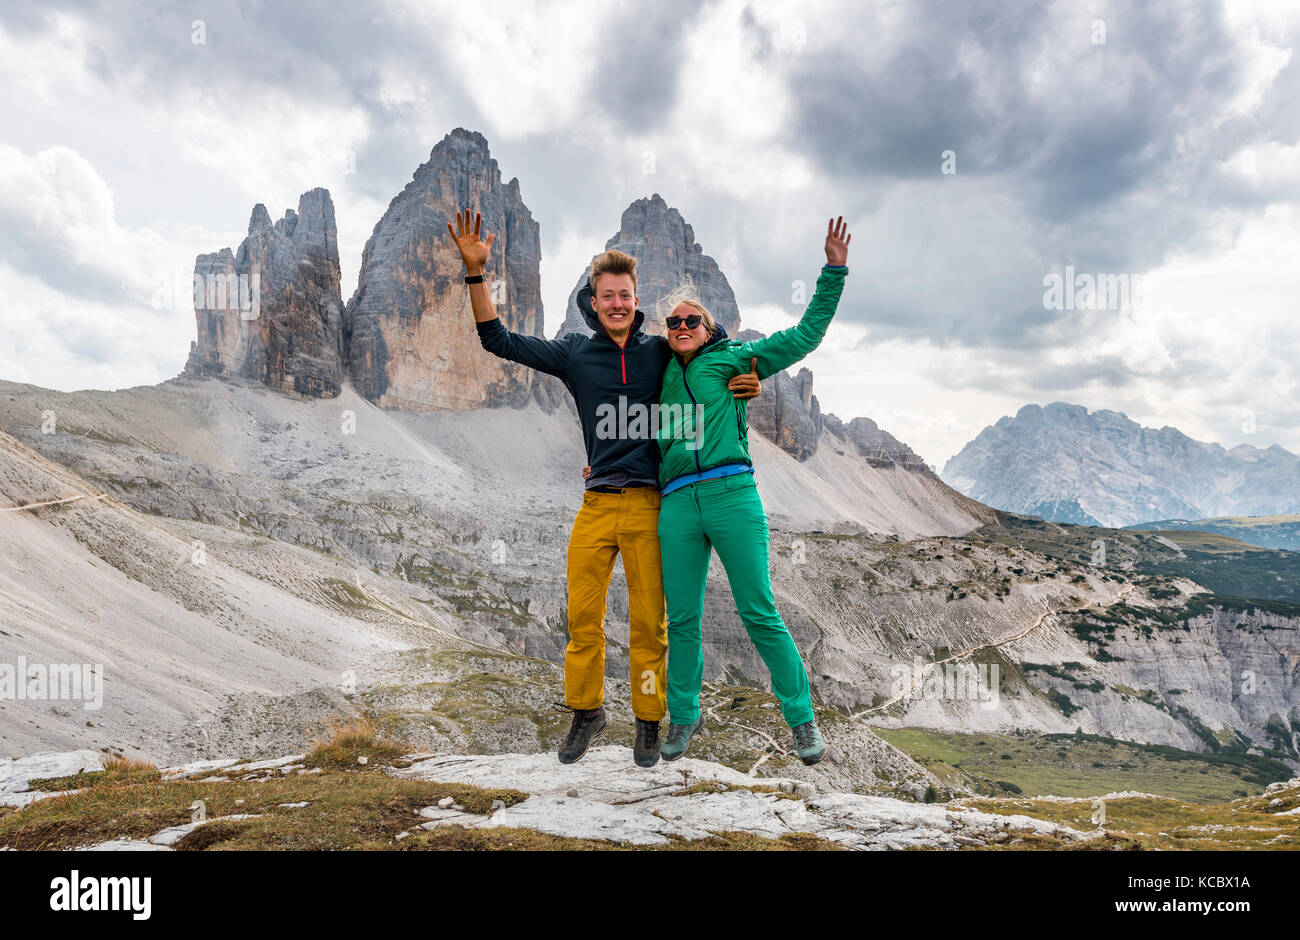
[657,472,815,728]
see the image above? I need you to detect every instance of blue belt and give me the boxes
[661,463,754,496]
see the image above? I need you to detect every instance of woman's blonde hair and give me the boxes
[656,278,716,333]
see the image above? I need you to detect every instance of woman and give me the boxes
[654,216,850,764]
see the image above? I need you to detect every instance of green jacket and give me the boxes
[656,264,847,489]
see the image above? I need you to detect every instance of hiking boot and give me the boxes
[661,715,705,762]
[557,706,607,764]
[791,718,827,765]
[633,718,661,767]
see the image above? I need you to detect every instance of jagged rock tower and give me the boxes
[558,193,741,337]
[344,128,544,410]
[184,188,345,397]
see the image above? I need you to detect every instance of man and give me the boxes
[446,209,760,767]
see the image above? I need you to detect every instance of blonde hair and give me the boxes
[589,250,638,292]
[656,279,716,333]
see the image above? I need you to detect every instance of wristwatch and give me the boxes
[464,274,485,284]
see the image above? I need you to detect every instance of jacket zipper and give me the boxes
[601,324,629,384]
[680,359,703,474]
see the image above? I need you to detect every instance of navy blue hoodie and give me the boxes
[478,282,712,489]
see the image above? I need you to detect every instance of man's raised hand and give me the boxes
[825,216,851,267]
[447,208,494,276]
[727,357,762,400]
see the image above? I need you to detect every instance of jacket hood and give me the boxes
[672,322,730,365]
[703,323,729,344]
[576,281,646,342]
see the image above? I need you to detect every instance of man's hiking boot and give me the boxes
[660,715,705,761]
[791,718,827,765]
[557,705,607,764]
[633,718,661,767]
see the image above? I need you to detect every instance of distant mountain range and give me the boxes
[942,402,1300,528]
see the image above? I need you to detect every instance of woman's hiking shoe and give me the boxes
[661,715,705,761]
[557,706,607,764]
[791,719,827,765]
[633,718,662,767]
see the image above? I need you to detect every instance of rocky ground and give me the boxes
[0,746,1091,850]
[6,746,1298,851]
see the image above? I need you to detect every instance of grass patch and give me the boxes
[0,767,529,851]
[26,752,160,791]
[302,715,411,770]
[873,727,1293,804]
[955,785,1300,851]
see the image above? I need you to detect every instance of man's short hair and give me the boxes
[589,250,638,293]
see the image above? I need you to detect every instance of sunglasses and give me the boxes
[665,314,703,330]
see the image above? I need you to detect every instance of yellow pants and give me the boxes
[564,486,667,720]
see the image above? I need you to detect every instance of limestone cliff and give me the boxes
[344,128,544,410]
[184,188,345,398]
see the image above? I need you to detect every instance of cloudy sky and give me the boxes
[0,0,1297,468]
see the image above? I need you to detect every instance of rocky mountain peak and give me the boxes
[559,192,741,337]
[248,203,273,232]
[943,401,1300,526]
[343,128,544,410]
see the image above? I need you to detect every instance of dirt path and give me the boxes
[850,583,1137,719]
[0,493,107,512]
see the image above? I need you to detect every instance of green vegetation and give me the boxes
[971,511,1300,602]
[1127,516,1300,552]
[25,753,160,792]
[956,781,1300,850]
[873,727,1294,804]
[1046,689,1080,716]
[1143,550,1300,602]
[1180,592,1300,619]
[302,715,411,770]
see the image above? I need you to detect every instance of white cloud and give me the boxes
[0,261,188,391]
[396,0,602,139]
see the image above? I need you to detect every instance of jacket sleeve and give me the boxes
[476,318,571,378]
[734,265,847,379]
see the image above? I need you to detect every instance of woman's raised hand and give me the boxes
[825,216,851,266]
[446,208,495,275]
